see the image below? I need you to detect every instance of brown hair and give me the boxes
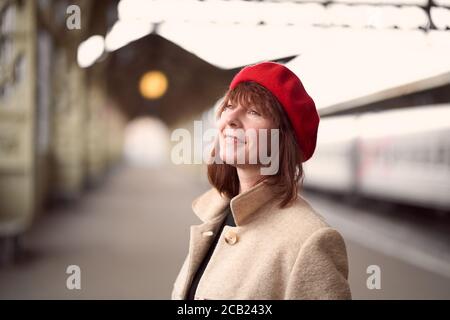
[207,81,304,208]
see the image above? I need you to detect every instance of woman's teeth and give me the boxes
[225,135,245,144]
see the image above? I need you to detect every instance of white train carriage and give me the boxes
[356,104,450,211]
[303,115,358,193]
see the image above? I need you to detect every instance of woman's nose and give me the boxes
[224,108,242,128]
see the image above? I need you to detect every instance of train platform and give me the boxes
[1,165,448,299]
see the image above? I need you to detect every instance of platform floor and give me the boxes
[0,165,449,299]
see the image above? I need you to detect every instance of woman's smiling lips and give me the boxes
[223,133,246,144]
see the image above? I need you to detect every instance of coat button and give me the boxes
[224,230,238,245]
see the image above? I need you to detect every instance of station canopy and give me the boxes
[79,0,450,109]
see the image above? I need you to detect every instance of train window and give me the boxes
[424,148,430,164]
[421,147,428,164]
[447,144,450,169]
[437,145,445,165]
[398,146,406,162]
[382,150,388,163]
[392,147,399,162]
[412,148,420,163]
[410,148,418,163]
[384,148,390,163]
[416,147,423,164]
[373,146,380,159]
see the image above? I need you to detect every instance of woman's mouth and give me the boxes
[224,134,246,144]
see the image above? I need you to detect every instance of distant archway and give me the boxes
[123,117,170,167]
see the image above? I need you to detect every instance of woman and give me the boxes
[171,62,352,300]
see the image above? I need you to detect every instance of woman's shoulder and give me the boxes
[267,193,334,244]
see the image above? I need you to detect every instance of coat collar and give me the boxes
[192,180,278,226]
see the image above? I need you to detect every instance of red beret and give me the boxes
[229,62,319,163]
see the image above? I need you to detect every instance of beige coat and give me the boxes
[171,181,352,300]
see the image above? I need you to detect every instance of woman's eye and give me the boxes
[248,110,260,116]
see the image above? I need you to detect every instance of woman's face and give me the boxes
[217,100,277,167]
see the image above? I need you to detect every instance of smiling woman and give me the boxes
[172,62,352,300]
[212,80,299,205]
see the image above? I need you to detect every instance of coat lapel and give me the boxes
[180,219,223,298]
[179,181,278,299]
[180,188,230,299]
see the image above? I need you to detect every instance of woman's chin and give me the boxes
[219,154,238,166]
[219,155,261,169]
[219,147,248,164]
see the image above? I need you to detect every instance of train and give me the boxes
[303,103,450,212]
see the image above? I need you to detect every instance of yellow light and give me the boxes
[139,70,168,100]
